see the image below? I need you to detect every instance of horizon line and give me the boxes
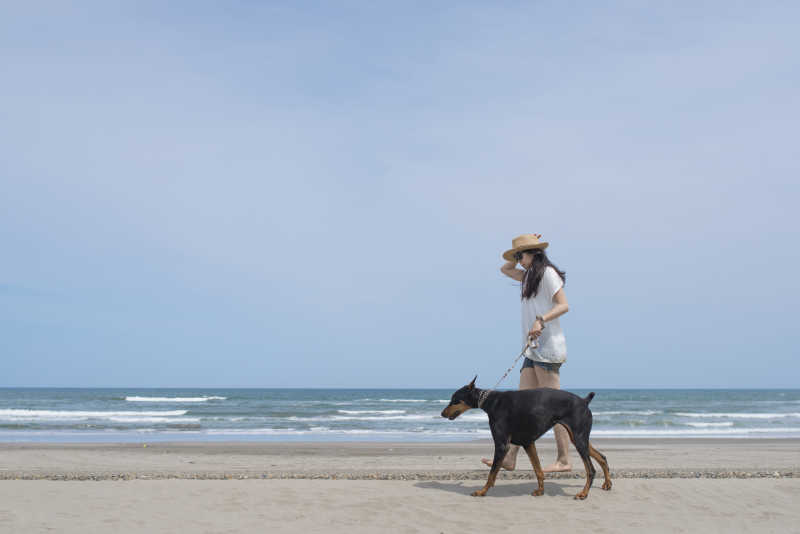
[1,386,798,390]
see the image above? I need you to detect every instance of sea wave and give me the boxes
[288,411,488,422]
[377,399,437,403]
[0,409,187,421]
[337,410,406,415]
[592,427,800,436]
[673,412,800,419]
[594,410,662,416]
[204,427,492,436]
[107,417,201,424]
[288,414,440,422]
[125,396,226,402]
[357,399,446,403]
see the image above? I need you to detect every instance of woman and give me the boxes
[481,233,572,473]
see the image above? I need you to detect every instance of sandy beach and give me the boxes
[1,438,799,533]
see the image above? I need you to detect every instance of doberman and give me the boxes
[441,376,612,499]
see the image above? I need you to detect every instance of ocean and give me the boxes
[1,388,799,442]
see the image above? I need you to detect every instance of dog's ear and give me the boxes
[467,375,477,390]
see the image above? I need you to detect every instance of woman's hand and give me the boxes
[528,319,544,339]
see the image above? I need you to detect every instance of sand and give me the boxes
[1,439,799,533]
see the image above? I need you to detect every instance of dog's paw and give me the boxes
[602,481,612,491]
[531,489,544,497]
[574,492,588,500]
[470,490,486,497]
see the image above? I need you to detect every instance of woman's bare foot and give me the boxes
[481,457,516,471]
[542,461,571,473]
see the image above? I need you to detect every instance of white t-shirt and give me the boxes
[521,266,567,363]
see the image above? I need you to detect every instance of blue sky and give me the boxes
[2,2,798,388]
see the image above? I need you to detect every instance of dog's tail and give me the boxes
[584,392,596,404]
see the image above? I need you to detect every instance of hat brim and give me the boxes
[502,242,548,262]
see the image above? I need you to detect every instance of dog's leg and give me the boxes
[472,439,508,497]
[562,424,595,500]
[523,443,545,496]
[588,442,612,491]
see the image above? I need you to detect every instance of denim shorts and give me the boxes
[521,358,562,373]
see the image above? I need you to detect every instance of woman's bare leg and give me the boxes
[533,366,572,472]
[481,367,539,470]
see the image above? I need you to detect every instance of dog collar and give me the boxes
[478,389,492,409]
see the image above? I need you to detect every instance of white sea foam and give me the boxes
[288,414,439,422]
[204,427,492,436]
[337,410,406,415]
[107,417,201,424]
[125,396,226,402]
[685,422,735,428]
[363,399,437,403]
[350,398,450,404]
[594,410,662,416]
[0,409,187,421]
[674,412,800,419]
[453,411,489,421]
[592,427,800,436]
[287,411,488,422]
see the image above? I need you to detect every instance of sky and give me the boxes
[2,2,798,388]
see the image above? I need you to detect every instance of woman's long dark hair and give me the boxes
[521,249,566,300]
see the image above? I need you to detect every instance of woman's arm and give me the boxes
[529,288,569,338]
[500,260,525,281]
[542,288,569,322]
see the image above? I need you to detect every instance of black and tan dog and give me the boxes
[441,376,611,499]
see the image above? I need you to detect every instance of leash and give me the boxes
[479,337,538,408]
[491,336,538,389]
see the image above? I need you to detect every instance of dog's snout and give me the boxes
[441,403,465,420]
[441,404,459,419]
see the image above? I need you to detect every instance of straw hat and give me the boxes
[502,233,549,261]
